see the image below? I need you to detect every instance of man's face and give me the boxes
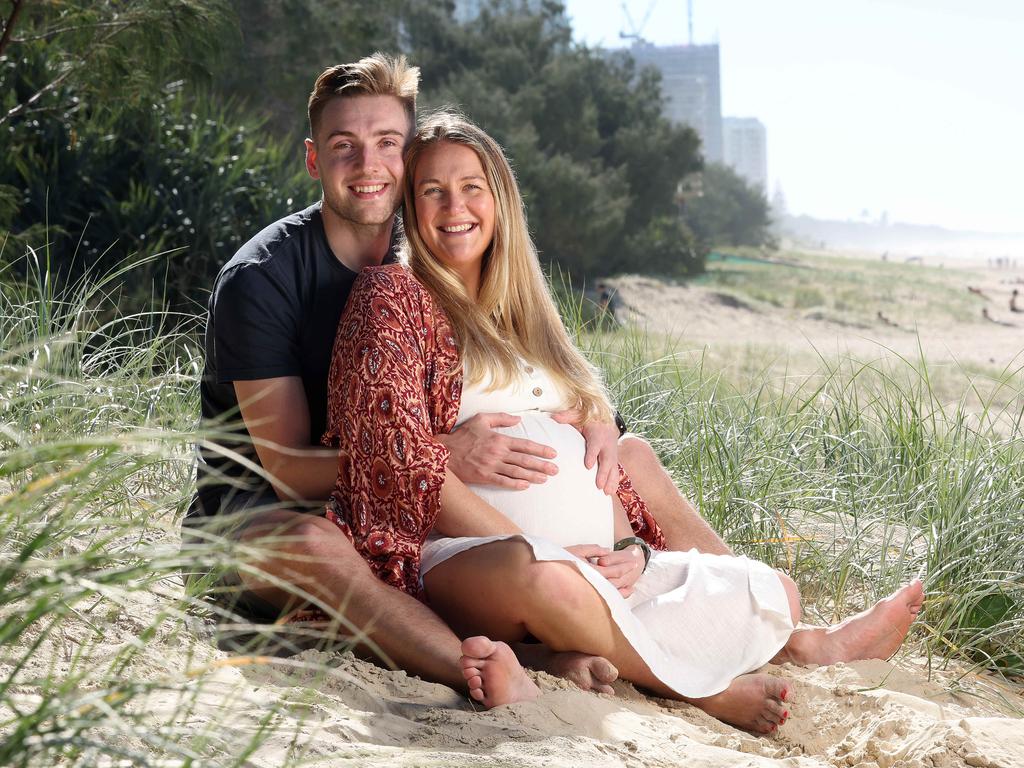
[305,95,410,228]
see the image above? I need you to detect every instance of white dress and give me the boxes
[420,362,794,698]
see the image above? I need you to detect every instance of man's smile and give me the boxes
[350,182,390,199]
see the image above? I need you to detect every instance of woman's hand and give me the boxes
[551,410,620,496]
[564,544,645,598]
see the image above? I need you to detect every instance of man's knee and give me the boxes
[618,434,658,474]
[242,510,349,555]
[238,511,371,586]
[777,571,802,626]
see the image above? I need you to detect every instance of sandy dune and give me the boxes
[608,266,1024,374]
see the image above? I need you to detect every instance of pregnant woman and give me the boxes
[322,111,923,733]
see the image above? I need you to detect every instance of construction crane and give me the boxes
[619,0,657,45]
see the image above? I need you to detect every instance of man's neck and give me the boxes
[320,204,394,272]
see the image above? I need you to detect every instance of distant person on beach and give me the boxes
[183,54,747,701]
[325,111,925,732]
[594,281,619,328]
[1011,289,1023,313]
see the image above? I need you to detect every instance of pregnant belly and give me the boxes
[466,412,615,549]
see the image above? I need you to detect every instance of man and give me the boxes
[185,53,731,698]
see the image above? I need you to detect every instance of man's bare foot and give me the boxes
[514,643,618,695]
[686,674,789,734]
[782,580,925,665]
[461,636,541,708]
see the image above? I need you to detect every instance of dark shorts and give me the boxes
[182,486,326,623]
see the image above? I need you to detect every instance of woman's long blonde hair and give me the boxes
[400,111,613,424]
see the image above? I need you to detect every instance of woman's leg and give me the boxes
[771,573,925,665]
[424,539,789,733]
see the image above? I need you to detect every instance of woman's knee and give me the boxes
[777,571,801,626]
[523,559,599,614]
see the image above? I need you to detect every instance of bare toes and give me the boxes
[462,635,497,659]
[766,678,789,703]
[591,658,618,685]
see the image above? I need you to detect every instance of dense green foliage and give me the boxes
[1,2,311,305]
[2,0,713,303]
[684,163,775,248]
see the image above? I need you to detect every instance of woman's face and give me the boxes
[413,141,496,292]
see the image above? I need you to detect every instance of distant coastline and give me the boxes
[780,213,1024,263]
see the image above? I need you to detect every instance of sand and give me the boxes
[7,526,1020,767]
[109,594,1024,768]
[606,253,1024,373]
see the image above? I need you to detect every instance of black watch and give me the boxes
[614,411,628,437]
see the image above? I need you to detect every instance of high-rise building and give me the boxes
[625,42,723,163]
[722,117,767,190]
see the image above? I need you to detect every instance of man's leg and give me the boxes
[770,572,925,666]
[233,509,467,690]
[617,434,732,555]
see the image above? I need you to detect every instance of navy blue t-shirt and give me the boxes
[189,202,395,517]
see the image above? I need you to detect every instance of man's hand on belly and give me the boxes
[437,412,559,490]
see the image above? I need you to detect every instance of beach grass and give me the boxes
[577,316,1024,683]
[1,249,1022,764]
[0,246,307,765]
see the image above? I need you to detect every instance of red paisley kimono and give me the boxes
[323,264,664,599]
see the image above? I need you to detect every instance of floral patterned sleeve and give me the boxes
[616,466,667,551]
[322,265,461,598]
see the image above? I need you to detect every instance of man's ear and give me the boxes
[304,138,320,180]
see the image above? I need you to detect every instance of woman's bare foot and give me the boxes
[686,674,790,734]
[781,580,925,665]
[514,643,619,695]
[461,636,541,708]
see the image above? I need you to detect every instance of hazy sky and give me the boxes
[563,0,1023,233]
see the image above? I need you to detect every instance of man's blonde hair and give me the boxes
[308,53,420,138]
[400,111,614,425]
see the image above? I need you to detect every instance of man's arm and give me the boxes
[234,377,339,503]
[436,413,558,488]
[618,435,732,555]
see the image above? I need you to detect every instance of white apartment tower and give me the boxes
[626,42,724,163]
[722,117,767,190]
